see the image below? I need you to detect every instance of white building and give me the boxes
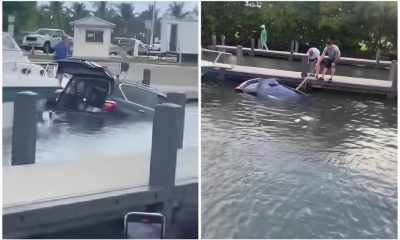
[70,16,115,58]
[160,13,198,62]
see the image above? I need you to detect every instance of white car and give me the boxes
[21,28,72,54]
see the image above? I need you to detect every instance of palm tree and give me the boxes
[49,1,65,29]
[93,2,107,19]
[168,1,190,19]
[117,3,136,35]
[70,2,90,20]
[138,4,159,20]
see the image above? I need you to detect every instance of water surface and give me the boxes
[3,103,198,165]
[201,79,397,238]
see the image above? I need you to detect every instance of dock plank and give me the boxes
[215,45,392,68]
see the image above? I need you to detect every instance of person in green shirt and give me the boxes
[260,24,269,50]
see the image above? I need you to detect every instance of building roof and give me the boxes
[70,16,115,28]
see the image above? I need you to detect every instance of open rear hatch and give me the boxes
[54,59,115,112]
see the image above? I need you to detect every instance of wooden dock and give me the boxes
[214,45,392,69]
[206,64,397,97]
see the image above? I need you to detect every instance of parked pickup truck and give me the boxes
[110,37,148,56]
[21,28,72,54]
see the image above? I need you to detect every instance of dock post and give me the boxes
[211,34,216,50]
[142,69,151,85]
[387,60,397,98]
[221,35,225,46]
[295,41,299,53]
[257,38,261,49]
[250,38,255,56]
[289,41,294,61]
[12,91,38,165]
[166,92,186,149]
[149,103,181,189]
[301,55,308,79]
[376,49,381,64]
[236,45,243,65]
[148,103,181,238]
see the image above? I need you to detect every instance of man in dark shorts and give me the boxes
[54,35,69,86]
[316,40,341,81]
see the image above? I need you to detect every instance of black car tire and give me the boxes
[43,42,51,54]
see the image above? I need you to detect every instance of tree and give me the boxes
[168,1,190,19]
[69,2,91,20]
[202,1,397,59]
[116,3,136,36]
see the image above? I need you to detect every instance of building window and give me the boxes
[86,30,103,43]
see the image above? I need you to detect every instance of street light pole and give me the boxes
[150,1,156,46]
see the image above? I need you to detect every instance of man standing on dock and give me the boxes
[260,25,269,50]
[317,40,341,81]
[307,47,320,79]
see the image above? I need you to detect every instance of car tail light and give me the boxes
[235,86,243,93]
[103,100,117,111]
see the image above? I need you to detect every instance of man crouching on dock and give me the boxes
[316,40,341,81]
[307,47,320,79]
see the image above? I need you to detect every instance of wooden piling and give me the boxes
[221,35,225,46]
[142,69,151,85]
[149,103,181,190]
[387,60,397,98]
[166,92,186,149]
[250,38,255,56]
[301,55,308,78]
[211,34,216,50]
[376,49,381,64]
[289,41,294,61]
[236,45,243,65]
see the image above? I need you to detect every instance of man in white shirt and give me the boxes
[307,47,320,79]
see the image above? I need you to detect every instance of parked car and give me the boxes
[53,58,166,116]
[148,43,161,51]
[110,37,148,56]
[21,28,72,54]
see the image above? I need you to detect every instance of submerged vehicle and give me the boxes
[54,58,166,116]
[235,78,308,102]
[3,32,60,131]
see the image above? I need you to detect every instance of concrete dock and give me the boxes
[205,63,397,97]
[3,92,198,238]
[3,147,197,238]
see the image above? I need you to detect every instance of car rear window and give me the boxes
[120,84,158,110]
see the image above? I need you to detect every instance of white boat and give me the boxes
[201,48,234,76]
[3,33,60,132]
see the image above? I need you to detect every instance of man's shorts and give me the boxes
[325,58,335,69]
[309,57,318,62]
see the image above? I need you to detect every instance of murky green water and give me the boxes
[201,79,397,238]
[2,104,198,165]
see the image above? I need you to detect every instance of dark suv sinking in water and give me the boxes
[53,59,166,116]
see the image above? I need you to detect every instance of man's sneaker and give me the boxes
[318,77,324,81]
[315,75,319,80]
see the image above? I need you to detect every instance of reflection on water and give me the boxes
[201,79,397,238]
[3,103,198,165]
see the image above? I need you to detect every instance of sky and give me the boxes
[37,1,198,16]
